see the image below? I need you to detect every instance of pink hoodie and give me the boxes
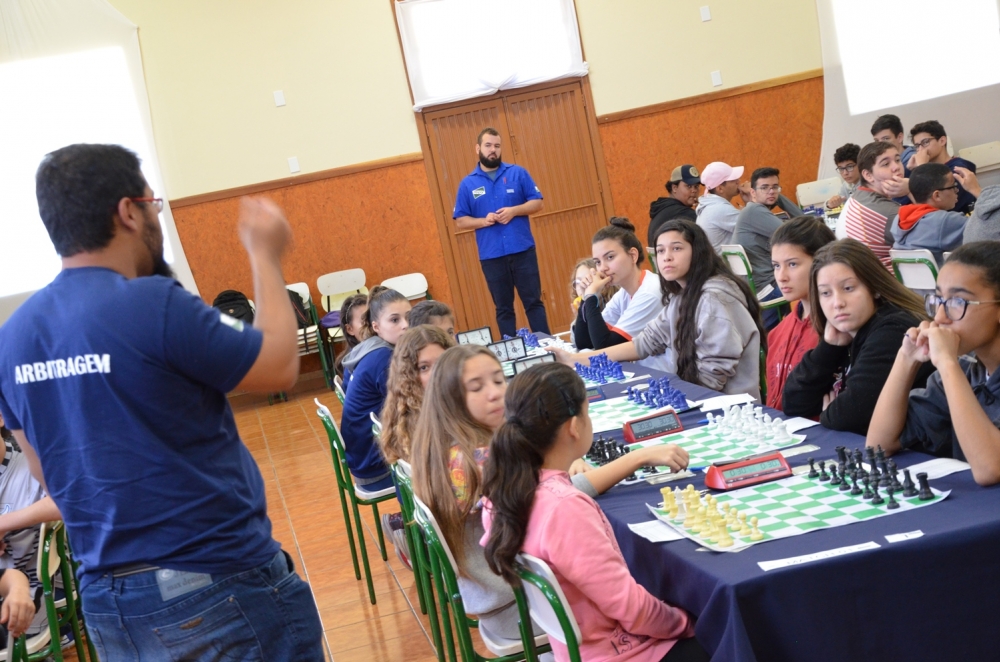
[482,470,694,662]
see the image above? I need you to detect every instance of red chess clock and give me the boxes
[623,409,683,445]
[704,451,792,490]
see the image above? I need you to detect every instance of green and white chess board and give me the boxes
[629,426,806,468]
[588,395,694,433]
[648,474,949,552]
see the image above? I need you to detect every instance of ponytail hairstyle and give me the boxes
[654,218,766,385]
[379,325,456,465]
[411,345,500,572]
[482,363,587,584]
[569,258,617,307]
[591,216,645,268]
[334,293,369,377]
[945,241,1000,297]
[808,239,927,337]
[362,286,407,336]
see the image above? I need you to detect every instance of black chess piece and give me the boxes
[871,480,884,505]
[839,470,851,491]
[876,445,886,465]
[850,471,862,495]
[836,446,848,466]
[886,485,900,510]
[879,461,892,488]
[829,464,841,485]
[862,475,873,499]
[902,469,918,498]
[917,472,934,501]
[888,460,903,491]
[819,460,830,482]
[808,458,818,478]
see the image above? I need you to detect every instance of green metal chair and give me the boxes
[314,400,394,605]
[721,244,787,322]
[514,554,583,662]
[334,375,347,404]
[759,346,768,403]
[411,495,550,662]
[6,521,96,662]
[890,249,939,291]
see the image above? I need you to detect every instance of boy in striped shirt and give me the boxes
[839,141,908,269]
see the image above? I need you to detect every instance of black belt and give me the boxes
[112,563,160,578]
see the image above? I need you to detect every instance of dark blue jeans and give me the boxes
[81,551,323,661]
[480,247,550,337]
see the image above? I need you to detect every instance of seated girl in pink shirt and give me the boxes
[411,346,691,642]
[481,363,708,662]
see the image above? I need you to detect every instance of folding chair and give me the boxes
[514,554,582,662]
[334,375,347,404]
[288,283,335,389]
[382,273,430,301]
[890,249,938,291]
[314,400,395,605]
[411,496,549,662]
[317,269,368,345]
[720,244,787,321]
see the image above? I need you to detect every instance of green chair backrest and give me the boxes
[514,554,582,662]
[721,245,759,297]
[314,400,354,494]
[334,375,347,404]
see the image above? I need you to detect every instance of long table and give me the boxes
[588,363,1000,662]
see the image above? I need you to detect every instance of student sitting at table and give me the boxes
[782,239,934,435]
[549,218,765,400]
[575,217,664,352]
[766,216,836,410]
[481,363,706,662]
[867,242,1000,485]
[889,163,971,265]
[411,345,690,640]
[570,258,618,349]
[408,300,456,340]
[838,142,907,269]
[826,143,861,210]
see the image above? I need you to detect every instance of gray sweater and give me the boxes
[890,208,967,266]
[962,186,1000,244]
[732,195,802,289]
[632,276,761,400]
[696,193,741,254]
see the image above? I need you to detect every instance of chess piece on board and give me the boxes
[886,485,900,510]
[819,460,830,482]
[749,516,763,541]
[808,458,818,478]
[917,472,934,501]
[902,469,918,498]
[870,480,884,505]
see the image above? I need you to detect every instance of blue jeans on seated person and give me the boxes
[759,283,790,331]
[81,550,323,662]
[355,472,395,494]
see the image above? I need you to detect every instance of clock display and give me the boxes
[722,459,784,480]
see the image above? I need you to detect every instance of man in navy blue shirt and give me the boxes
[908,120,978,214]
[0,144,323,661]
[453,127,550,337]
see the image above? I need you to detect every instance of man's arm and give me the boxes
[494,198,543,224]
[234,198,299,392]
[0,497,61,534]
[455,214,496,230]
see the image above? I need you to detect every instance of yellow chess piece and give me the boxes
[717,523,734,548]
[739,512,751,537]
[750,516,763,541]
[660,486,673,509]
[693,506,707,534]
[702,518,717,543]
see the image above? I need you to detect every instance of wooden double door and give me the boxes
[421,79,613,337]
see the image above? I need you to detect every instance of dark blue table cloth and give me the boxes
[587,364,1000,662]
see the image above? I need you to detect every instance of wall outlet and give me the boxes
[711,70,723,87]
[288,156,300,173]
[274,90,286,107]
[700,5,711,21]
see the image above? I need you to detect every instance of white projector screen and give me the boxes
[833,0,1000,115]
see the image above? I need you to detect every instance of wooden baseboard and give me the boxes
[596,69,824,124]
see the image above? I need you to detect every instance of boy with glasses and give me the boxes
[909,120,977,214]
[827,143,861,209]
[867,242,1000,485]
[733,167,801,328]
[889,163,980,264]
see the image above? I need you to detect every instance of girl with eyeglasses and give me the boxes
[782,239,934,435]
[868,242,1000,485]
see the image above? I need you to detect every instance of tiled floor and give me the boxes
[230,376,442,662]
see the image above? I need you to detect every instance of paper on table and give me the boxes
[782,417,820,433]
[902,457,971,480]
[695,393,756,411]
[758,541,880,571]
[885,530,923,543]
[628,520,684,543]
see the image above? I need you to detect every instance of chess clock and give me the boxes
[487,337,526,362]
[585,385,606,403]
[457,326,493,346]
[623,409,683,444]
[704,451,792,490]
[512,353,555,375]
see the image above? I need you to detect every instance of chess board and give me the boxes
[629,427,806,468]
[581,371,635,389]
[648,474,949,552]
[588,395,697,433]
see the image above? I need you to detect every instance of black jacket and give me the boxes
[781,304,934,436]
[648,197,697,248]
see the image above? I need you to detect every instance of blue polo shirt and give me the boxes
[0,267,278,592]
[453,162,543,260]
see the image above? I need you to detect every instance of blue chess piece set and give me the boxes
[627,377,688,410]
[574,353,626,383]
[503,328,541,348]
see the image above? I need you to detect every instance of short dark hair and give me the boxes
[948,241,1000,298]
[408,300,454,327]
[751,167,780,189]
[833,143,860,165]
[35,144,148,257]
[477,127,500,145]
[908,163,953,204]
[910,120,946,140]
[770,216,836,256]
[857,141,896,183]
[871,114,904,138]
